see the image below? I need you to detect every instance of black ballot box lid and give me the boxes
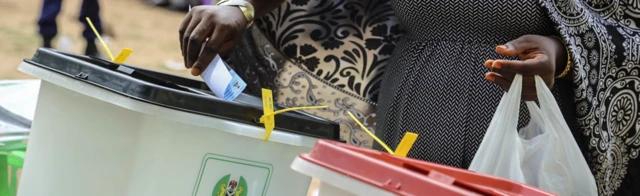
[23,48,341,141]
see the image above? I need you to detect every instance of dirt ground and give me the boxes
[0,0,195,80]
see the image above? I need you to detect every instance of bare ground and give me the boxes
[0,0,196,80]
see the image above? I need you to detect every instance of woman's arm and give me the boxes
[244,0,284,19]
[180,0,285,76]
[212,0,284,18]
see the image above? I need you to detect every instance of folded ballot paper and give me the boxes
[199,55,247,101]
[190,5,246,101]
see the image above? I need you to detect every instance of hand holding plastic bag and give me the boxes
[468,75,597,196]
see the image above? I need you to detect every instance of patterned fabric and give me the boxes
[540,1,640,195]
[223,0,640,195]
[375,0,576,171]
[226,0,402,147]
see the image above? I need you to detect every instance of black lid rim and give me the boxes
[24,48,341,141]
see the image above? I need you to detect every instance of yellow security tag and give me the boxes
[114,48,134,64]
[260,89,275,141]
[394,132,418,157]
[259,88,328,141]
[86,17,115,61]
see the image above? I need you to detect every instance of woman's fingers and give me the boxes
[522,94,537,101]
[179,13,196,68]
[186,20,214,69]
[493,57,548,75]
[493,71,537,87]
[216,34,240,57]
[182,17,202,68]
[484,35,557,101]
[191,27,229,76]
[485,72,538,101]
[484,60,493,70]
[496,35,539,57]
[178,6,248,76]
[486,60,536,87]
[178,11,192,59]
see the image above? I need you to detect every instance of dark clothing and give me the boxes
[235,0,639,194]
[374,0,577,170]
[38,0,102,40]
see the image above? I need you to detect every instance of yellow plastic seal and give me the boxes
[346,111,418,157]
[114,48,134,64]
[259,88,328,141]
[394,132,418,157]
[86,17,115,61]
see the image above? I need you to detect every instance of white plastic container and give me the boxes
[16,49,339,196]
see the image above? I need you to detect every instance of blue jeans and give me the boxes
[38,0,102,40]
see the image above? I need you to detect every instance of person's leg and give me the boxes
[79,0,102,57]
[37,0,63,48]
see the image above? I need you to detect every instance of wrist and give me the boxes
[246,0,285,18]
[217,0,255,28]
[549,36,571,79]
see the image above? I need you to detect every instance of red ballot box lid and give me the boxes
[299,139,557,196]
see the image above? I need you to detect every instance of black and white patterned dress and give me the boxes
[228,0,640,194]
[373,0,578,169]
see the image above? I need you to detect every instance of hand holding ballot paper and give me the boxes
[199,54,247,101]
[177,5,247,101]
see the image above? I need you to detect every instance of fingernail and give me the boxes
[498,45,508,50]
[485,73,495,82]
[493,61,502,69]
[184,57,190,68]
[484,60,493,69]
[191,67,201,76]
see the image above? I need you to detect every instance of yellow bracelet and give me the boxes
[216,0,255,29]
[553,36,572,79]
[556,58,572,79]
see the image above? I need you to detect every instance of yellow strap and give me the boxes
[346,111,418,156]
[271,106,328,116]
[259,88,419,155]
[347,111,394,154]
[260,88,328,141]
[114,48,134,64]
[85,17,115,61]
[394,132,418,157]
[260,89,275,141]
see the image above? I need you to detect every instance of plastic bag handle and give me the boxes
[475,74,524,170]
[507,75,559,136]
[533,76,576,143]
[533,76,565,125]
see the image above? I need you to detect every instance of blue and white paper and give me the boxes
[200,55,246,101]
[190,5,246,101]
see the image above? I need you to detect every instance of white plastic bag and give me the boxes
[468,75,597,196]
